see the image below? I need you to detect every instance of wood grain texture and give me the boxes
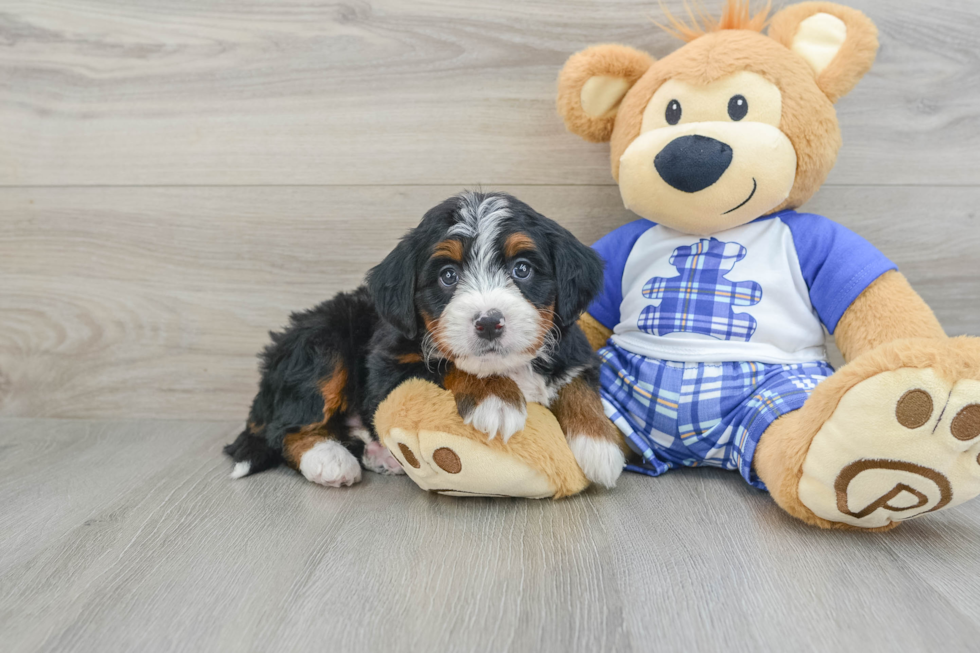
[1,0,979,187]
[3,2,980,651]
[2,417,980,653]
[1,185,978,419]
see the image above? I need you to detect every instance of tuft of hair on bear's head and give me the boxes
[653,0,772,43]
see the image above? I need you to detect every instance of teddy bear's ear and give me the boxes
[768,2,879,103]
[557,44,654,143]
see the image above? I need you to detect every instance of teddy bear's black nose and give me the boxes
[654,135,733,193]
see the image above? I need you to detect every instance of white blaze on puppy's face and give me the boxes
[443,283,544,375]
[443,193,547,376]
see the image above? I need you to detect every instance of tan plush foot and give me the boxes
[756,337,980,530]
[384,427,556,498]
[799,367,980,528]
[374,379,589,499]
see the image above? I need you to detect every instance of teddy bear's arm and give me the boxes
[833,270,945,363]
[579,312,614,352]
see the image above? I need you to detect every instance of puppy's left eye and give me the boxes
[439,266,459,287]
[511,260,532,281]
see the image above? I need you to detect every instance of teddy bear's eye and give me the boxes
[665,99,682,125]
[728,95,748,121]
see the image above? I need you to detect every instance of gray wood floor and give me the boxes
[3,417,980,653]
[3,0,980,651]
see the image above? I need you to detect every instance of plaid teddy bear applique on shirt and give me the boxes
[638,237,763,342]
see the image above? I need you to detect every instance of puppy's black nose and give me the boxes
[474,310,504,341]
[654,135,732,193]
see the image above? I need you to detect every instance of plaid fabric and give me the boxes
[638,237,763,342]
[598,343,833,489]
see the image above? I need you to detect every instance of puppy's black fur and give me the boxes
[225,192,604,479]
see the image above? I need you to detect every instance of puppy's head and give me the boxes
[368,192,603,375]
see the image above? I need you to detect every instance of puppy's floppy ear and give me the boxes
[549,223,604,328]
[768,2,878,103]
[557,44,654,143]
[367,233,418,339]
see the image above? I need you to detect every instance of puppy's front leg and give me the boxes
[444,368,527,441]
[552,376,627,488]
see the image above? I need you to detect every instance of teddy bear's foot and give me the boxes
[374,379,590,499]
[385,427,557,498]
[757,337,980,530]
[799,367,980,528]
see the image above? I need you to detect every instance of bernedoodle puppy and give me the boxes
[224,191,626,489]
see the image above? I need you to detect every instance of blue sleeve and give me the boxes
[782,212,897,334]
[588,219,654,330]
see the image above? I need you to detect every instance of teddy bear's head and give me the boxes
[558,1,878,236]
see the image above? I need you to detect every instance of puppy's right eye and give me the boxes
[439,266,458,288]
[665,99,682,125]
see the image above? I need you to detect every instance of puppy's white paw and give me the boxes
[229,461,251,479]
[465,396,527,442]
[362,441,405,475]
[299,440,362,487]
[569,435,625,489]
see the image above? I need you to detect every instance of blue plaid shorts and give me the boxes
[598,343,834,490]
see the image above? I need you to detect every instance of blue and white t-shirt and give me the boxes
[589,210,897,364]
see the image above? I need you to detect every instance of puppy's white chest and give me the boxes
[507,364,554,406]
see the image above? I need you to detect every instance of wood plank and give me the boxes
[0,417,233,575]
[879,499,980,633]
[2,0,979,186]
[1,184,977,420]
[600,468,980,652]
[2,418,980,652]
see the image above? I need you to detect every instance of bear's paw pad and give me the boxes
[799,368,980,528]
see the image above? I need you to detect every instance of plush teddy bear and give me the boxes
[377,0,980,530]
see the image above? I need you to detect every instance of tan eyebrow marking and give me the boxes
[504,232,536,259]
[432,239,463,262]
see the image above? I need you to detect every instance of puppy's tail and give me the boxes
[223,428,281,479]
